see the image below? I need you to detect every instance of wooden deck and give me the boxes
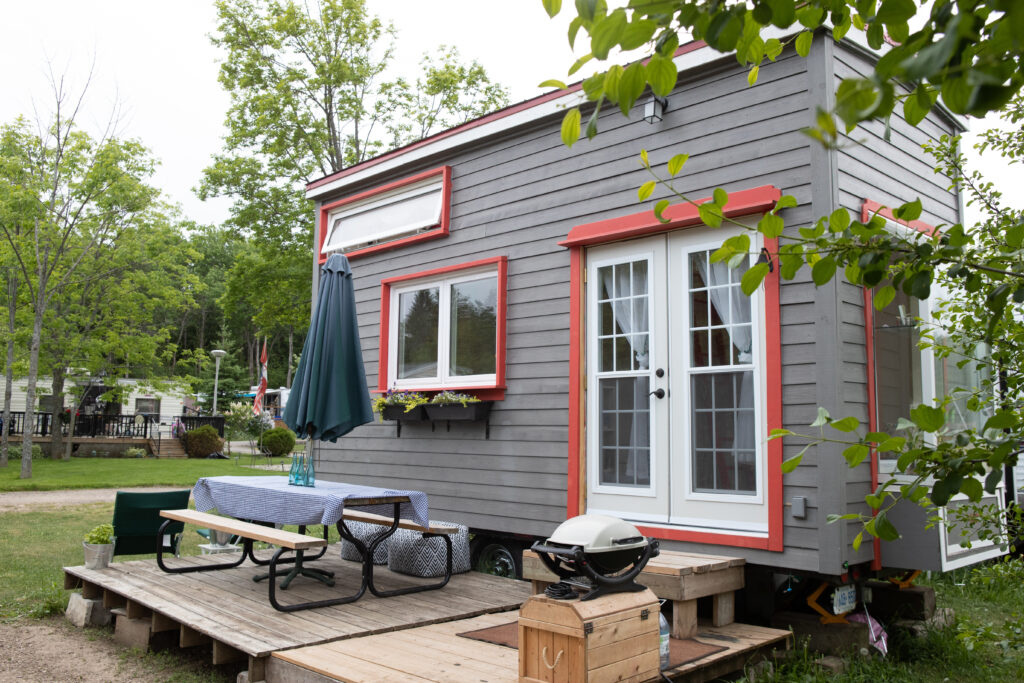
[269,610,792,682]
[63,547,531,681]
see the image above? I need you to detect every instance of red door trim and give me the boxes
[565,193,784,552]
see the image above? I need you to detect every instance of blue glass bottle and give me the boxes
[302,453,316,486]
[289,453,300,485]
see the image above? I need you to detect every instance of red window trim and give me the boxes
[565,190,784,552]
[861,198,938,236]
[378,256,508,401]
[861,197,937,569]
[318,165,452,264]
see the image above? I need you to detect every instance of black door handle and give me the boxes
[649,388,665,399]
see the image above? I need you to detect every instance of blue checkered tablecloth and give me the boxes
[192,476,430,529]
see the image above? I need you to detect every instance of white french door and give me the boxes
[586,230,769,534]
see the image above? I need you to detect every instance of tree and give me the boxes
[540,0,1024,543]
[0,79,158,478]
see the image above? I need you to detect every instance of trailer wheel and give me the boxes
[471,538,522,579]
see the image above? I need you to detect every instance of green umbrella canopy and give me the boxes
[283,254,373,441]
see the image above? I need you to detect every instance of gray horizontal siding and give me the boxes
[308,40,918,574]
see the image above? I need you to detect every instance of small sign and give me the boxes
[832,584,857,615]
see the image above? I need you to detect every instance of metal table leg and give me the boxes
[252,524,334,587]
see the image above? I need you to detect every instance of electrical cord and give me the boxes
[544,582,578,600]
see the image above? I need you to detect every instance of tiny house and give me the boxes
[305,31,1004,595]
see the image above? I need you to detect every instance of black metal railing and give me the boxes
[0,411,53,437]
[0,411,154,438]
[175,415,226,437]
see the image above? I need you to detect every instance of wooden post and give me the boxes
[712,592,735,627]
[151,611,177,634]
[672,599,698,639]
[180,624,211,648]
[212,640,246,665]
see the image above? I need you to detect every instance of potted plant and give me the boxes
[372,390,429,421]
[424,391,493,421]
[83,523,115,570]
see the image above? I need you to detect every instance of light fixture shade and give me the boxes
[644,96,668,124]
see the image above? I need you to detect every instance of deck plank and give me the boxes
[63,544,530,659]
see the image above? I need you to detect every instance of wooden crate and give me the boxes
[518,589,660,683]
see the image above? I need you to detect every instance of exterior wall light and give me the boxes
[644,96,668,123]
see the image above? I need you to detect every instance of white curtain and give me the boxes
[695,257,752,363]
[602,265,650,370]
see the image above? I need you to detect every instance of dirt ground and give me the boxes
[0,488,234,682]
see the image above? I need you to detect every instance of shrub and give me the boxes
[259,427,296,457]
[84,523,114,545]
[124,447,147,459]
[185,425,224,458]
[4,445,43,460]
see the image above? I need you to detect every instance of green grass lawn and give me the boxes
[0,456,290,491]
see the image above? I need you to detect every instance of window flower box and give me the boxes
[424,401,493,422]
[380,404,428,421]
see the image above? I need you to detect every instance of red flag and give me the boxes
[253,338,268,416]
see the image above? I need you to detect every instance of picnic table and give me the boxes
[157,476,455,612]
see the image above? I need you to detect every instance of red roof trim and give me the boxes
[306,41,707,192]
[861,198,938,236]
[559,185,781,248]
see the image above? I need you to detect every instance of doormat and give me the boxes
[456,622,728,667]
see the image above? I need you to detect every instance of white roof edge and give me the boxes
[306,26,966,201]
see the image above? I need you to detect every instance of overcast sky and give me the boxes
[0,1,1018,228]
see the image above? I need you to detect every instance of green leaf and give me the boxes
[931,475,962,506]
[713,187,728,207]
[873,284,896,311]
[984,410,1017,431]
[667,153,689,177]
[811,406,831,428]
[561,108,581,147]
[538,79,568,90]
[852,531,864,551]
[765,38,783,61]
[961,477,983,502]
[811,256,836,285]
[638,180,657,201]
[741,262,771,295]
[541,0,562,18]
[654,199,671,223]
[775,194,798,211]
[829,208,850,232]
[591,10,627,60]
[985,468,1004,494]
[894,198,922,222]
[766,0,795,28]
[876,0,915,24]
[941,76,973,115]
[831,416,860,432]
[646,55,677,96]
[910,404,945,432]
[781,453,803,473]
[795,31,813,57]
[797,6,824,28]
[620,18,658,51]
[618,62,647,115]
[568,53,594,77]
[895,417,916,431]
[843,443,870,467]
[769,428,793,438]
[698,202,723,228]
[575,0,600,22]
[758,213,784,238]
[873,511,900,541]
[747,65,760,86]
[877,436,906,452]
[1005,221,1024,249]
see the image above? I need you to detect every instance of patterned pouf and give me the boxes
[387,521,471,578]
[339,520,391,565]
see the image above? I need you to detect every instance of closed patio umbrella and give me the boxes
[284,253,373,442]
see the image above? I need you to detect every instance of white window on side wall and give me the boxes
[381,257,507,392]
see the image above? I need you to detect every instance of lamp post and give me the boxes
[210,349,227,415]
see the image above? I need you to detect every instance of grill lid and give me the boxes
[545,514,647,554]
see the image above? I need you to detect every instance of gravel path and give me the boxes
[0,486,182,511]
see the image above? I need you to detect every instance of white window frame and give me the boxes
[587,247,660,499]
[321,175,445,255]
[678,236,766,506]
[387,266,499,390]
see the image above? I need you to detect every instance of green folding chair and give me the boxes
[112,489,193,557]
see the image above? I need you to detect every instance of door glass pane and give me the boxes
[598,377,651,487]
[873,289,921,451]
[597,259,651,373]
[692,370,756,494]
[689,250,753,366]
[397,287,439,379]
[449,277,497,376]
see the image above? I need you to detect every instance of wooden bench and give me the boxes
[523,548,744,639]
[159,509,327,550]
[340,509,458,536]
